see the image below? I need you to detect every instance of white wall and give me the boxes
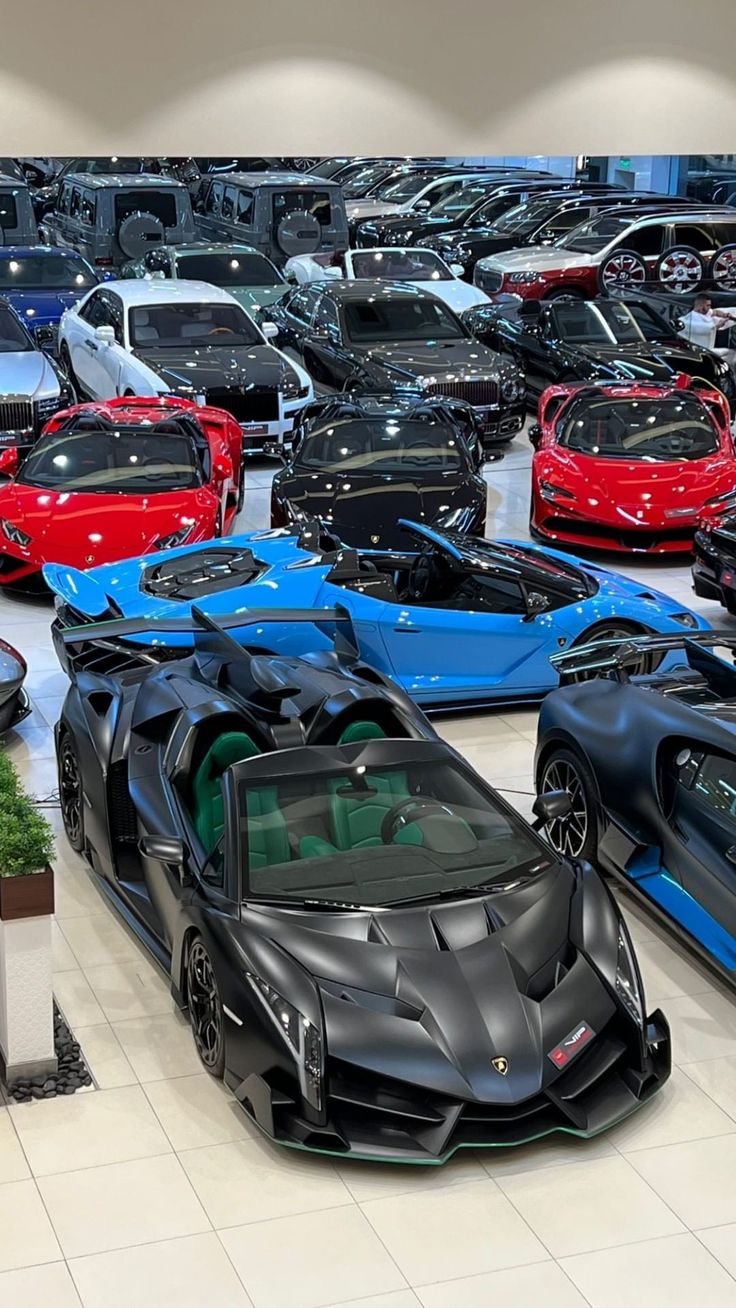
[2,0,736,153]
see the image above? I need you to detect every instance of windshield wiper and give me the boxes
[244,894,371,912]
[390,872,547,907]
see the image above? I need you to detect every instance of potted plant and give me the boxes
[0,748,57,1080]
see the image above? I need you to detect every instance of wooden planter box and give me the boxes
[0,866,54,921]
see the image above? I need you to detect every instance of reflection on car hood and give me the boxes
[4,289,87,328]
[360,338,504,379]
[238,863,618,1101]
[537,447,734,518]
[0,349,58,397]
[482,246,593,274]
[274,467,484,548]
[131,343,296,393]
[574,340,722,380]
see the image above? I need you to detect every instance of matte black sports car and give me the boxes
[536,631,736,985]
[55,606,669,1162]
[463,296,735,405]
[0,636,30,733]
[270,280,526,443]
[270,393,488,547]
[693,515,736,613]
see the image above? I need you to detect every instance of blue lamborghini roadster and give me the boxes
[44,520,709,708]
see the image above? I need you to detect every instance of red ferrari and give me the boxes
[530,376,736,553]
[0,397,243,587]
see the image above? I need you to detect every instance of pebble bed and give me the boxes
[5,1003,93,1101]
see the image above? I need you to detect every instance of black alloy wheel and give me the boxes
[539,747,598,861]
[187,938,225,1077]
[58,731,85,851]
[573,621,657,678]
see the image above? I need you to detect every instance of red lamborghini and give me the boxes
[0,397,242,587]
[530,376,736,553]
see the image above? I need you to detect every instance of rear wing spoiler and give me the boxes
[550,630,736,685]
[61,602,357,655]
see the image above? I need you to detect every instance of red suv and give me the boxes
[476,206,736,301]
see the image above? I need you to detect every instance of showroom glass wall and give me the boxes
[455,155,736,198]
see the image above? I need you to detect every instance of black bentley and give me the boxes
[53,605,670,1162]
[269,392,488,548]
[462,296,736,405]
[269,280,526,442]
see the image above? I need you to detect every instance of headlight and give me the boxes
[671,610,699,628]
[282,374,310,401]
[155,525,193,551]
[507,271,539,285]
[539,480,575,502]
[246,972,323,1110]
[705,488,736,510]
[0,519,31,547]
[616,923,645,1027]
[501,376,523,401]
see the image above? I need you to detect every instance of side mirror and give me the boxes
[139,835,189,885]
[261,321,278,340]
[263,441,287,461]
[414,199,431,211]
[101,270,118,283]
[528,422,542,448]
[450,263,465,277]
[0,446,19,477]
[675,317,685,331]
[34,325,56,353]
[531,789,573,831]
[94,324,115,347]
[523,589,550,622]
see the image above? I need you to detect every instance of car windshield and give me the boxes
[492,195,569,234]
[176,251,284,288]
[0,305,33,351]
[237,754,548,906]
[558,394,720,461]
[373,172,440,202]
[428,182,495,219]
[550,300,670,343]
[349,249,452,282]
[128,301,261,348]
[556,213,635,253]
[0,252,97,290]
[18,428,203,491]
[69,157,147,175]
[343,295,463,343]
[343,165,393,197]
[298,417,464,471]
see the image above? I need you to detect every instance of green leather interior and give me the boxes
[192,731,260,851]
[246,786,291,870]
[329,721,410,851]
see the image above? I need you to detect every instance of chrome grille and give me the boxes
[425,379,499,407]
[0,398,33,434]
[474,268,504,294]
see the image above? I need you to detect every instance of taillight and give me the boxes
[95,257,114,268]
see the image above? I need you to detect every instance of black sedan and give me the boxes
[462,296,735,404]
[269,280,526,444]
[0,636,30,733]
[54,605,670,1163]
[693,515,736,614]
[270,393,488,547]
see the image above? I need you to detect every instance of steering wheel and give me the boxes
[407,550,436,600]
[380,797,454,845]
[208,326,235,336]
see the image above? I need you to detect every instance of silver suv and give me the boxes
[39,173,197,270]
[0,174,40,246]
[193,171,349,268]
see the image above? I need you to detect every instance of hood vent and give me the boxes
[429,914,453,952]
[367,916,392,946]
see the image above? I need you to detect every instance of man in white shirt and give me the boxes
[679,293,736,356]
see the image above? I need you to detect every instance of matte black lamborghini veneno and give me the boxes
[54,608,669,1162]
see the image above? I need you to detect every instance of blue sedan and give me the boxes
[44,520,709,707]
[0,246,100,342]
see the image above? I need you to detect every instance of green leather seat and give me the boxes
[192,731,292,868]
[329,721,410,851]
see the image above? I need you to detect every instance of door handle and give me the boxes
[393,626,422,633]
[726,846,736,865]
[85,339,98,352]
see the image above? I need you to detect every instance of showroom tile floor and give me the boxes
[2,430,736,1305]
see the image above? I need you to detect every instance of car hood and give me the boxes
[0,350,58,397]
[360,338,504,379]
[226,285,288,315]
[409,279,489,312]
[482,246,593,274]
[130,343,297,393]
[5,289,87,328]
[0,485,217,566]
[348,201,405,221]
[537,447,734,518]
[572,340,719,381]
[239,864,619,1101]
[274,468,484,548]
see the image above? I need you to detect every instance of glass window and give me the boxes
[272,189,332,228]
[58,183,72,215]
[69,187,82,219]
[373,170,441,202]
[428,182,497,219]
[343,295,463,343]
[103,291,124,345]
[0,192,18,233]
[220,186,236,220]
[176,250,282,287]
[550,300,670,344]
[236,189,254,224]
[236,753,547,906]
[539,207,594,238]
[79,194,96,227]
[0,253,97,290]
[18,428,203,492]
[557,394,719,461]
[559,213,639,254]
[298,417,464,471]
[128,300,261,348]
[349,249,452,281]
[79,291,111,328]
[692,754,736,823]
[441,572,527,614]
[0,305,33,352]
[114,190,177,228]
[205,182,223,215]
[313,296,340,335]
[286,286,320,324]
[623,224,666,257]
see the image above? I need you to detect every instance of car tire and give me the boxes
[58,729,85,852]
[59,344,82,399]
[186,936,226,1079]
[710,243,736,292]
[236,474,246,513]
[538,745,599,862]
[655,245,705,295]
[543,288,585,302]
[597,249,648,294]
[571,620,661,678]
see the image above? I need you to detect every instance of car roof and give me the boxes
[97,279,242,307]
[0,244,81,258]
[168,242,263,258]
[204,171,341,188]
[316,278,440,302]
[66,173,187,190]
[592,204,736,226]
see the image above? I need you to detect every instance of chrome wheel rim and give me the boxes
[541,757,588,857]
[59,737,82,845]
[712,249,736,290]
[587,624,650,676]
[601,253,646,290]
[187,942,223,1070]
[658,251,702,292]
